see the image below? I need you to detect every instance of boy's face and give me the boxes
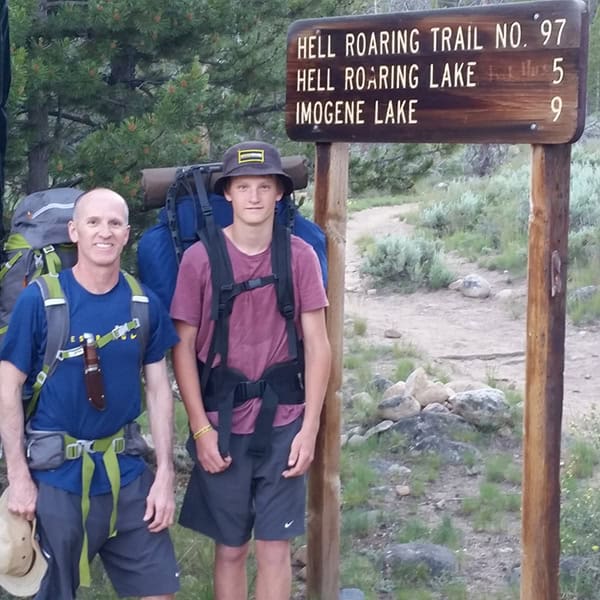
[224,175,283,228]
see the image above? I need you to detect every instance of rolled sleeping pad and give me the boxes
[140,155,309,210]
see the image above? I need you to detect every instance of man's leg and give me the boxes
[141,595,175,600]
[254,539,292,600]
[214,541,250,600]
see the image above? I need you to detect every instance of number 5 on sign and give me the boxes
[552,58,564,84]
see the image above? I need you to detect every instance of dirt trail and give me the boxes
[344,205,600,429]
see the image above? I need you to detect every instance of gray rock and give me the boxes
[510,555,593,586]
[458,274,492,298]
[369,374,393,393]
[412,436,481,465]
[339,589,366,600]
[364,420,394,439]
[377,394,421,421]
[568,285,599,303]
[451,388,511,429]
[350,392,376,412]
[423,402,450,414]
[384,542,458,577]
[382,381,406,400]
[391,412,476,445]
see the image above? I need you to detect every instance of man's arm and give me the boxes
[142,358,176,532]
[0,360,37,520]
[283,307,331,478]
[172,320,231,473]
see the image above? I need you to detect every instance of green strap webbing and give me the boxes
[4,233,30,251]
[96,319,141,349]
[42,245,61,276]
[0,251,22,282]
[63,429,125,588]
[27,275,67,420]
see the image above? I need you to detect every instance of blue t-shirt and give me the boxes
[0,269,179,495]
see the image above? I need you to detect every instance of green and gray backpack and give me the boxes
[0,187,80,347]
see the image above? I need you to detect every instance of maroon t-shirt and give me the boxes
[170,233,328,433]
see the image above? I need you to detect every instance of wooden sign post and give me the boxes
[286,1,588,598]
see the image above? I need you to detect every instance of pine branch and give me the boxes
[48,110,97,127]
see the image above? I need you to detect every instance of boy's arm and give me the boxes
[283,307,331,478]
[172,320,231,473]
[0,360,37,520]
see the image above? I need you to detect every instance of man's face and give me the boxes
[68,191,130,268]
[224,175,283,227]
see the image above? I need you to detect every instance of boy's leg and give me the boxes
[254,539,292,600]
[214,541,250,600]
[253,419,305,600]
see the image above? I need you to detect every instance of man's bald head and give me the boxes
[73,188,129,224]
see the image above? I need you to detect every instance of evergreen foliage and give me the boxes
[4,0,354,211]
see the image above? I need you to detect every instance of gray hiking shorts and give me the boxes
[179,417,306,547]
[35,467,180,599]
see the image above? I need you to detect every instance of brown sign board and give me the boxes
[286,0,588,144]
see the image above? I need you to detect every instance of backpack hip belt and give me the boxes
[199,356,305,458]
[25,422,149,587]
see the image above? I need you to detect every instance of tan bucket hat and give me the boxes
[0,488,47,597]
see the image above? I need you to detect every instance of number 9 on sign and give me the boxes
[551,96,562,121]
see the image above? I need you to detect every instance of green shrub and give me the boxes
[360,236,453,291]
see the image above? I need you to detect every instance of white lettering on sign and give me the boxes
[344,29,420,56]
[343,64,420,91]
[374,99,418,124]
[495,22,523,48]
[297,34,336,59]
[429,25,483,52]
[296,99,366,125]
[428,61,477,88]
[296,68,334,92]
[289,7,580,137]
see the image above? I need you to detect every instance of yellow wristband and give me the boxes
[192,424,213,440]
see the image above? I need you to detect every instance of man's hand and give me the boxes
[143,469,175,533]
[195,429,232,474]
[283,427,318,478]
[8,474,38,522]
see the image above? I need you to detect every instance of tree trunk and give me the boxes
[27,102,50,193]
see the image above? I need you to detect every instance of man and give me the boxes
[171,141,331,600]
[0,188,180,599]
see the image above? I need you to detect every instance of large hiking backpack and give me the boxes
[0,188,80,347]
[138,161,326,457]
[137,162,327,312]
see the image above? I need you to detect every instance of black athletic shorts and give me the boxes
[35,467,180,599]
[179,417,306,547]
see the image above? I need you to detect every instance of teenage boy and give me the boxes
[171,141,331,599]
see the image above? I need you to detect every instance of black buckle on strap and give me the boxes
[236,380,266,402]
[242,278,264,291]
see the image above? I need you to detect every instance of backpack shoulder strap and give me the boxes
[122,271,150,362]
[272,220,297,360]
[27,273,70,419]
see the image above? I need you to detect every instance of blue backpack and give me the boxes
[137,165,328,312]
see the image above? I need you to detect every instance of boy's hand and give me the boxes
[283,427,317,478]
[196,430,232,473]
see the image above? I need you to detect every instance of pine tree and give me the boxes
[5,0,353,210]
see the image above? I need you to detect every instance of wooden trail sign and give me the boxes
[286,0,588,144]
[292,1,589,598]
